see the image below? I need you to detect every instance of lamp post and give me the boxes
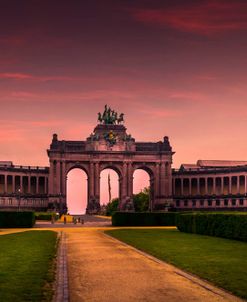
[59,192,63,215]
[17,187,21,212]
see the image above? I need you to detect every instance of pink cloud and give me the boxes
[131,1,247,35]
[10,91,38,98]
[0,72,78,82]
[0,73,33,80]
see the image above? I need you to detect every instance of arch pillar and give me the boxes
[48,160,54,195]
[119,162,127,210]
[118,162,134,211]
[94,162,100,201]
[127,162,133,201]
[86,162,100,214]
[149,176,155,211]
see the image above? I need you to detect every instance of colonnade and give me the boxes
[173,174,247,197]
[0,173,48,195]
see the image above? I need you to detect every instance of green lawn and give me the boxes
[0,231,57,302]
[106,228,247,299]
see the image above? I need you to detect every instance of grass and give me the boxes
[0,231,57,302]
[106,228,247,299]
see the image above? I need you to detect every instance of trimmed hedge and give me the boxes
[0,211,35,228]
[177,213,247,241]
[112,212,177,226]
[35,212,56,221]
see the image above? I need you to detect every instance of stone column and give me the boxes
[44,177,47,194]
[237,176,240,193]
[245,175,247,194]
[20,176,23,192]
[12,175,15,193]
[205,178,208,195]
[149,177,155,211]
[56,161,61,195]
[122,162,127,199]
[48,160,54,195]
[89,162,94,199]
[36,177,39,194]
[213,177,216,195]
[94,162,100,202]
[28,176,31,194]
[60,161,66,195]
[189,178,192,196]
[197,178,200,195]
[120,162,127,209]
[160,162,166,196]
[127,162,133,200]
[4,174,7,193]
[229,176,232,194]
[181,178,184,196]
[155,163,160,196]
[221,177,224,195]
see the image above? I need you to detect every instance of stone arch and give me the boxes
[66,163,90,177]
[133,164,155,178]
[99,163,123,178]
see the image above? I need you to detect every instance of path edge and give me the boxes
[103,231,244,302]
[53,231,69,302]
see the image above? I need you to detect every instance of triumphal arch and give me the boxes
[47,106,174,213]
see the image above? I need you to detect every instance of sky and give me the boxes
[1,0,247,212]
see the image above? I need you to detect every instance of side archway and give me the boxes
[66,168,88,214]
[133,165,155,211]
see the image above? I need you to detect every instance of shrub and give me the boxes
[112,212,177,226]
[105,198,119,216]
[177,213,247,241]
[133,190,149,212]
[35,212,57,221]
[0,211,35,228]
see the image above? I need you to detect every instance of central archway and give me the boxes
[100,168,119,206]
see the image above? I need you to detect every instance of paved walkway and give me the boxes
[65,228,242,302]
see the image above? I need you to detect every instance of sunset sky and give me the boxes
[1,0,247,212]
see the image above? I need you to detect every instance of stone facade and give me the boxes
[173,160,247,210]
[0,162,49,211]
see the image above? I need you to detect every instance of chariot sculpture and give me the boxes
[98,105,124,125]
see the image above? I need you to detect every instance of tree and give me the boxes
[133,187,150,212]
[105,198,119,216]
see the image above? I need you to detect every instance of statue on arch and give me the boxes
[97,112,103,124]
[98,105,124,125]
[117,113,124,124]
